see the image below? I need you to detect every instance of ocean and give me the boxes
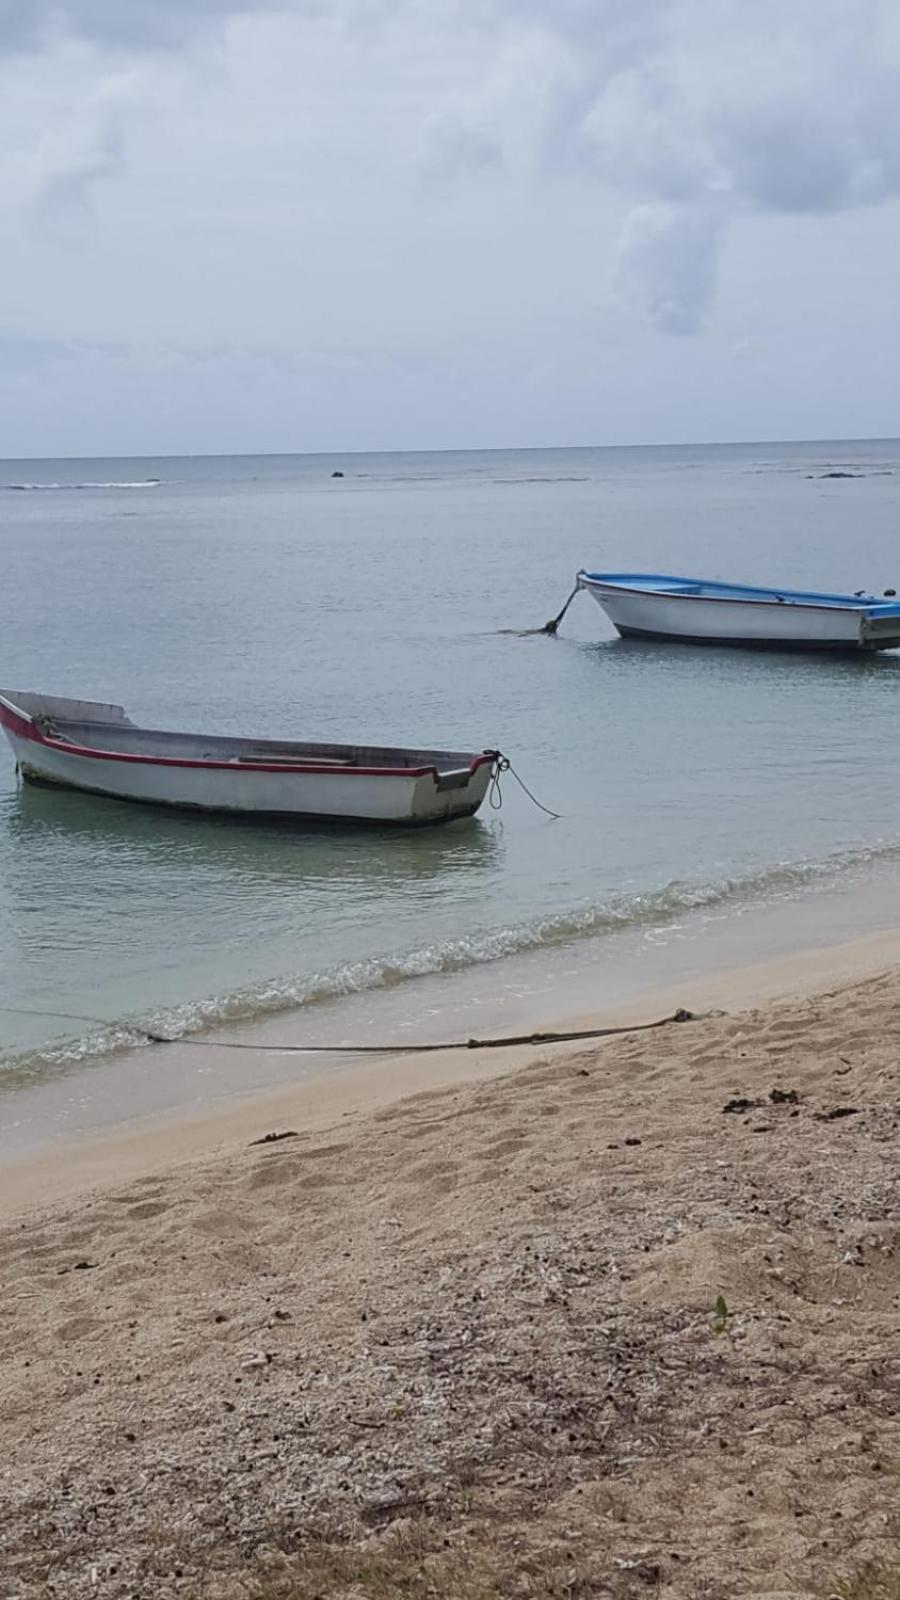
[3,438,900,1114]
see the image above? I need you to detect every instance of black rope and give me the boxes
[0,1001,698,1056]
[141,1008,698,1052]
[506,581,582,637]
[541,582,581,636]
[488,754,561,819]
[504,758,562,820]
[0,1002,126,1026]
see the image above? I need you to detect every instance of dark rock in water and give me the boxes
[331,470,344,478]
[820,471,863,478]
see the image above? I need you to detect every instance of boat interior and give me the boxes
[0,694,483,775]
[578,573,900,612]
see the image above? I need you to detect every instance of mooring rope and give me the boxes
[541,581,582,636]
[509,581,582,637]
[0,1002,122,1026]
[0,1002,698,1055]
[136,1007,699,1053]
[489,754,561,820]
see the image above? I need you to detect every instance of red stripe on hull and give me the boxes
[0,702,494,782]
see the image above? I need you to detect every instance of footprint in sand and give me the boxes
[480,1134,530,1161]
[378,1087,451,1120]
[402,1159,461,1193]
[191,1209,255,1238]
[106,1183,167,1205]
[246,1159,305,1191]
[127,1201,170,1220]
[399,1117,454,1139]
[55,1314,103,1343]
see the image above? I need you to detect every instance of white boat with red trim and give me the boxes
[575,571,900,652]
[0,692,497,827]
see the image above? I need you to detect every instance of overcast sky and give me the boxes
[1,0,899,456]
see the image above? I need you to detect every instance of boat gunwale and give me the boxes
[577,571,900,618]
[0,697,495,783]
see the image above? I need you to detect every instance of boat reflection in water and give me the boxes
[0,774,504,1072]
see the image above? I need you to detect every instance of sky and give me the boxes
[1,0,899,456]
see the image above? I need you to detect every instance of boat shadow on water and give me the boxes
[582,633,900,685]
[0,782,504,1091]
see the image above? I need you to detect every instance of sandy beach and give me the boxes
[6,0,900,1589]
[3,937,900,1598]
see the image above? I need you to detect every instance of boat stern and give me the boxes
[410,752,496,823]
[861,604,900,651]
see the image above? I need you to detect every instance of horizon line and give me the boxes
[2,433,899,464]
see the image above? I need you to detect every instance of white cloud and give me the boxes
[419,0,900,330]
[13,2,900,330]
[2,0,900,451]
[614,200,722,335]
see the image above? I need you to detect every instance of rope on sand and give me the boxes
[0,1003,699,1056]
[138,1007,699,1053]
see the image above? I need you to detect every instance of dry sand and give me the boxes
[2,946,900,1598]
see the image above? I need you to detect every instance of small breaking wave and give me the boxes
[746,462,896,478]
[3,479,162,491]
[1,839,896,1088]
[492,475,591,484]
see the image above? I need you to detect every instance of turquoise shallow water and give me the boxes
[2,438,900,1086]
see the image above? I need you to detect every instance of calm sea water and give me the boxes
[2,439,900,1090]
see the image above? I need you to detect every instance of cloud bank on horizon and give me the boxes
[0,0,898,451]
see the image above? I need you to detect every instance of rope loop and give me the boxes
[485,750,560,820]
[487,750,510,810]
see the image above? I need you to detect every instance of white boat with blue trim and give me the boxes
[0,692,498,827]
[575,572,900,652]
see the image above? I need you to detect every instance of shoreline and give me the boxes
[4,923,900,1219]
[7,816,900,1159]
[8,843,900,1164]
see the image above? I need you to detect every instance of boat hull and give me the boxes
[0,696,495,827]
[580,579,900,652]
